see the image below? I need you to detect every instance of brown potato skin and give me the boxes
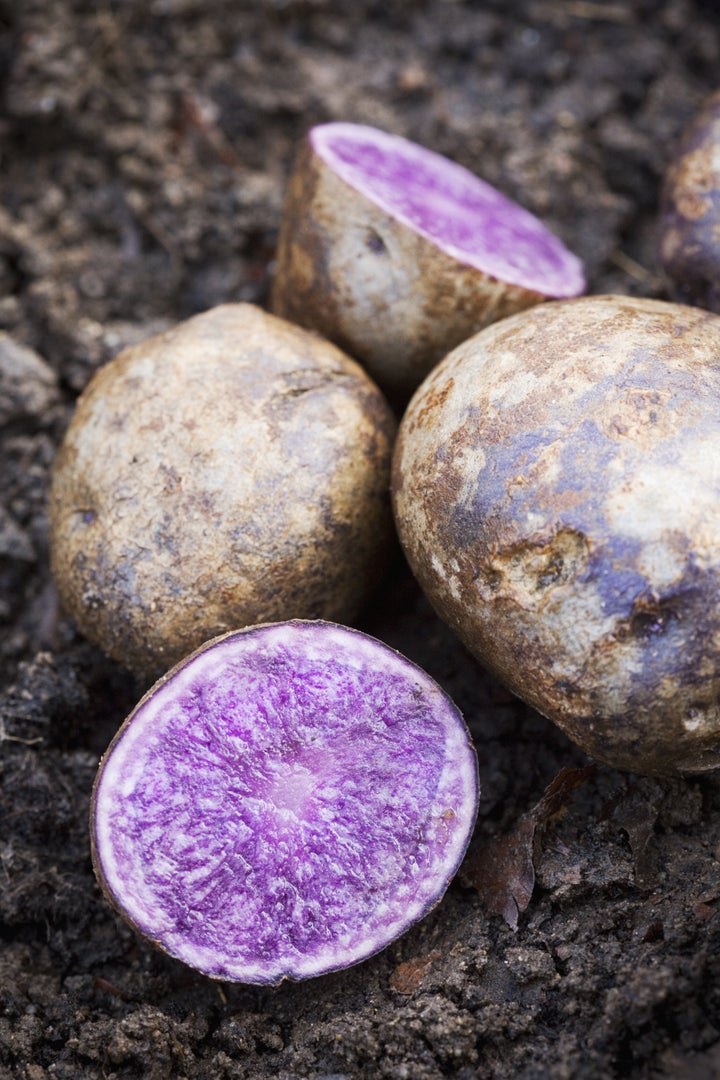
[393,294,720,775]
[271,139,546,405]
[50,304,396,678]
[660,90,720,311]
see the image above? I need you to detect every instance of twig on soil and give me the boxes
[537,1,633,22]
[0,716,43,746]
[610,249,660,286]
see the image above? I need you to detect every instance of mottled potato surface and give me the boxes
[50,304,396,678]
[393,294,720,775]
[659,89,720,311]
[271,123,584,404]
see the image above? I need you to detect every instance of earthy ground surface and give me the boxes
[2,1,720,1077]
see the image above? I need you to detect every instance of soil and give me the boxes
[2,1,720,1077]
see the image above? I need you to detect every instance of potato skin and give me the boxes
[271,139,545,405]
[659,90,720,311]
[393,294,720,775]
[50,304,396,678]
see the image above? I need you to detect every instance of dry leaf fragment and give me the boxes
[461,765,596,929]
[389,948,443,995]
[612,790,658,889]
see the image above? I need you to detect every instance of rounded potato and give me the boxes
[50,304,396,678]
[393,294,720,775]
[659,89,720,311]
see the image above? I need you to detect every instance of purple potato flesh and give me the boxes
[311,123,585,298]
[91,621,479,984]
[271,123,585,401]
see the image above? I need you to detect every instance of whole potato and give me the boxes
[271,123,584,404]
[50,304,396,678]
[392,294,720,775]
[659,89,720,311]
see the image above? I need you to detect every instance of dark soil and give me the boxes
[2,1,720,1077]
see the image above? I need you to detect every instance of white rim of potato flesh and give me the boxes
[310,122,585,299]
[92,621,479,983]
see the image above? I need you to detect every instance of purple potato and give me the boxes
[271,122,585,403]
[91,620,479,984]
[659,89,720,310]
[49,304,396,678]
[392,294,720,776]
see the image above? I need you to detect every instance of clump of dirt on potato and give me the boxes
[392,294,720,776]
[271,122,585,404]
[49,304,396,678]
[659,89,720,312]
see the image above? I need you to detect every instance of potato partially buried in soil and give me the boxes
[392,294,720,775]
[50,304,396,678]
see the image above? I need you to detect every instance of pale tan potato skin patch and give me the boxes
[50,304,396,678]
[392,294,720,775]
[270,139,546,404]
